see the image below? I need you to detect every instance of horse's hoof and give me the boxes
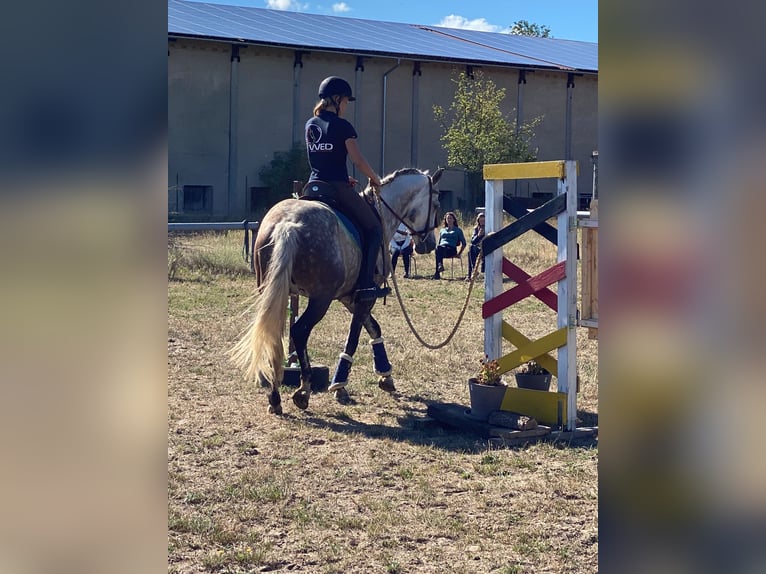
[378,375,396,393]
[268,403,283,415]
[292,389,310,410]
[334,388,351,405]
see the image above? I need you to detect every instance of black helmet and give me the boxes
[318,76,355,101]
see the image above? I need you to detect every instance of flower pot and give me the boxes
[514,373,552,392]
[467,377,507,421]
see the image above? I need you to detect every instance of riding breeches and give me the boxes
[324,181,382,290]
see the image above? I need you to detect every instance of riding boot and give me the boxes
[356,240,390,302]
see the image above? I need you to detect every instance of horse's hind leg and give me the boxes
[256,369,283,414]
[290,297,332,410]
[361,313,396,393]
[268,382,283,415]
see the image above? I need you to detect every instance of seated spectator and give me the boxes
[389,222,413,278]
[467,212,486,280]
[431,211,466,279]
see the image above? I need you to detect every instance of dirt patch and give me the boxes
[168,235,598,573]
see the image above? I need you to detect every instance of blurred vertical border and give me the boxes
[601,0,766,572]
[0,1,167,572]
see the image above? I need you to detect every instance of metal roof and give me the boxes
[168,0,598,74]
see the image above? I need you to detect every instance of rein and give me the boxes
[389,244,485,350]
[371,174,438,242]
[370,169,480,349]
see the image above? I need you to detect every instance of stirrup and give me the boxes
[356,286,390,301]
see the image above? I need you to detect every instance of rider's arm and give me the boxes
[346,138,382,188]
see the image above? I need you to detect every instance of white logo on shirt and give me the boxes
[307,124,333,152]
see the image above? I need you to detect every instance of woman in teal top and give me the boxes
[431,211,467,279]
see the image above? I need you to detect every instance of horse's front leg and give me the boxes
[290,297,332,410]
[329,301,372,404]
[361,313,396,393]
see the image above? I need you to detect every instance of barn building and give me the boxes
[168,0,597,219]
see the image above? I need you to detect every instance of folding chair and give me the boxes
[444,254,464,280]
[408,253,418,277]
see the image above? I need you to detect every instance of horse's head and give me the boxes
[412,167,443,254]
[413,229,436,254]
[376,167,444,252]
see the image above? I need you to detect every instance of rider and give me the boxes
[304,76,388,302]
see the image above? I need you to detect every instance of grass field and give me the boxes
[168,219,598,573]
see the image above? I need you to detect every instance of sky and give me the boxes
[190,0,598,43]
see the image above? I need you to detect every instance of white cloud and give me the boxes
[436,14,506,33]
[265,0,309,11]
[332,2,351,13]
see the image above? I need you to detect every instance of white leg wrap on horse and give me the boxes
[328,381,348,392]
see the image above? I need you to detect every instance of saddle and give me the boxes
[299,180,390,301]
[299,180,344,211]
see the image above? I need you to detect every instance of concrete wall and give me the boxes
[236,45,296,214]
[168,41,231,217]
[168,38,597,220]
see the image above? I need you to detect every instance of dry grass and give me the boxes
[168,222,598,573]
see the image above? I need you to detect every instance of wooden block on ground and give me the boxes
[487,410,538,430]
[488,426,551,440]
[488,425,552,446]
[281,364,329,392]
[426,402,595,446]
[426,402,493,437]
[548,427,599,441]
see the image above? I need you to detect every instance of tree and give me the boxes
[433,70,541,205]
[509,20,552,38]
[257,143,311,209]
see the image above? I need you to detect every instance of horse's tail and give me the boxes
[231,220,301,386]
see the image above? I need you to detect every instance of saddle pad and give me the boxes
[299,191,362,248]
[333,210,362,248]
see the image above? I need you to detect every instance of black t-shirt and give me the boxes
[305,110,357,182]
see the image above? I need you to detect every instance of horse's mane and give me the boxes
[380,167,425,185]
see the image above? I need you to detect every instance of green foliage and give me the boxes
[519,360,550,375]
[257,143,311,209]
[510,20,552,38]
[433,70,541,205]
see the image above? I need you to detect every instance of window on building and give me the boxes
[183,185,212,213]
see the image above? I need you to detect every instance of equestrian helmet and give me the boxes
[318,76,355,101]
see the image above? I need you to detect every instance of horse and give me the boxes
[232,167,443,414]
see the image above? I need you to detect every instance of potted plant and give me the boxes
[467,355,508,421]
[514,360,552,391]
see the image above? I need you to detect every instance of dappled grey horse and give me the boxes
[233,167,443,414]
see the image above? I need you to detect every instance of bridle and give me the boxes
[373,173,440,241]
